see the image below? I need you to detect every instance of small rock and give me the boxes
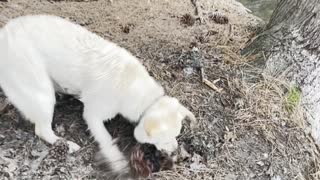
[55,125,66,136]
[249,173,256,178]
[271,175,282,180]
[256,161,264,166]
[263,153,268,159]
[183,67,194,77]
[225,173,237,180]
[182,169,190,176]
[234,98,245,109]
[192,47,199,52]
[191,153,202,163]
[224,131,236,142]
[31,150,42,158]
[190,162,206,171]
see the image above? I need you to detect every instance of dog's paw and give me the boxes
[112,159,129,173]
[67,141,81,153]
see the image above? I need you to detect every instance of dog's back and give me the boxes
[1,15,96,94]
[0,15,142,95]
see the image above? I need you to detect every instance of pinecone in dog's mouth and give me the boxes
[129,143,173,178]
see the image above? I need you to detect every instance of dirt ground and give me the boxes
[0,0,319,180]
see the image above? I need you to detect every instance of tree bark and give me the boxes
[243,0,320,144]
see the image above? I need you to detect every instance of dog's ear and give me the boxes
[179,105,197,129]
[144,119,167,137]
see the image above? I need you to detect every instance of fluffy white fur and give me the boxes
[0,15,196,173]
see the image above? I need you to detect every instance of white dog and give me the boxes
[0,15,196,173]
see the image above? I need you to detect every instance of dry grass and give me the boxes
[231,71,320,179]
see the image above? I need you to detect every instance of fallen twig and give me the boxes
[196,48,223,93]
[200,66,223,93]
[203,78,223,93]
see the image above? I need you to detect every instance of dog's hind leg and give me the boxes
[0,40,80,152]
[0,70,80,152]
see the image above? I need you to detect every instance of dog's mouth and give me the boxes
[103,116,175,178]
[129,143,174,178]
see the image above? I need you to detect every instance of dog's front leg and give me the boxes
[83,107,129,173]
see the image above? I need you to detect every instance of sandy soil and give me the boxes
[0,0,319,180]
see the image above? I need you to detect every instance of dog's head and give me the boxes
[134,96,196,154]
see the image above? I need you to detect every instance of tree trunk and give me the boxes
[243,0,320,144]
